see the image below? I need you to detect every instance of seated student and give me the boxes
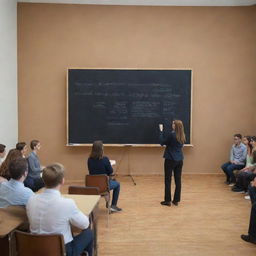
[221,134,247,185]
[24,140,44,192]
[232,136,255,192]
[0,149,22,180]
[87,140,122,212]
[16,142,28,158]
[0,158,34,208]
[26,163,93,256]
[241,201,256,244]
[232,150,256,193]
[0,144,6,166]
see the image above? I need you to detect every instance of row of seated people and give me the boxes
[0,140,122,256]
[221,134,256,245]
[0,140,44,192]
[0,140,121,211]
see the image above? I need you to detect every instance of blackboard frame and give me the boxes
[66,68,193,147]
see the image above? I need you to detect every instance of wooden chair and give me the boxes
[14,230,66,256]
[68,185,100,195]
[85,174,111,225]
[68,185,99,248]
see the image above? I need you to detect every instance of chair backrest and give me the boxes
[85,174,109,194]
[15,230,65,256]
[68,185,100,195]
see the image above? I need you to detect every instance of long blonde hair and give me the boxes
[173,120,186,144]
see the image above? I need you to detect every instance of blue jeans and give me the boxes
[221,162,244,183]
[65,229,93,256]
[109,179,120,206]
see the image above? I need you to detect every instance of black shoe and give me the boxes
[241,234,256,244]
[232,187,244,193]
[172,201,179,206]
[160,201,171,206]
[224,181,230,185]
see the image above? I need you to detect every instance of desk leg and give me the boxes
[0,235,9,256]
[92,202,99,256]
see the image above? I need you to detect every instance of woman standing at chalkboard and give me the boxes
[159,120,186,206]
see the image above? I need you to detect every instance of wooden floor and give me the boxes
[63,175,256,256]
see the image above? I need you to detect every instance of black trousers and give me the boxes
[235,171,255,191]
[248,185,256,205]
[164,159,183,203]
[248,202,256,238]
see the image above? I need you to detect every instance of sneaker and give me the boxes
[241,234,256,244]
[110,205,122,212]
[228,183,235,187]
[224,181,230,185]
[244,195,250,200]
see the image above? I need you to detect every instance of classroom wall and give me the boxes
[17,3,256,180]
[0,0,18,151]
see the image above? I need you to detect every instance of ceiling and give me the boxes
[17,0,256,6]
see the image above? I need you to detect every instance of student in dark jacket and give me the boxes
[159,120,186,206]
[87,141,122,212]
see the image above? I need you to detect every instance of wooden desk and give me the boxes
[0,195,100,256]
[63,194,100,216]
[64,194,101,256]
[0,206,27,238]
[0,206,27,256]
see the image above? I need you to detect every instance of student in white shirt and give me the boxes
[0,144,6,167]
[0,158,34,208]
[26,163,93,256]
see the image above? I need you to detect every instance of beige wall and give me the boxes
[17,3,256,180]
[0,0,17,150]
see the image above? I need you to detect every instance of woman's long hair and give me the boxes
[89,140,103,159]
[244,136,253,155]
[251,136,256,152]
[0,149,22,179]
[173,120,186,144]
[252,150,256,164]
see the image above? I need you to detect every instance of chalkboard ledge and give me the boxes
[66,143,194,147]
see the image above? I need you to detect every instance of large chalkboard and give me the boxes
[67,69,192,145]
